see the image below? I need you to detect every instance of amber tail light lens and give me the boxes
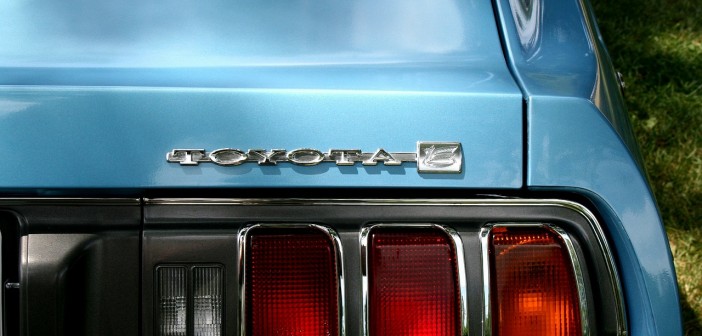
[367,227,461,336]
[244,227,340,336]
[488,226,584,336]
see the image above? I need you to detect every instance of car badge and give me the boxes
[167,141,462,174]
[416,142,463,173]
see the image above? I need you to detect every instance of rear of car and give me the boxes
[0,0,681,335]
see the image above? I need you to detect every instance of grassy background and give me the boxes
[591,0,702,334]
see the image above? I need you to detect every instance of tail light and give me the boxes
[158,265,224,336]
[482,224,587,336]
[193,267,224,336]
[240,225,343,336]
[158,267,187,336]
[362,225,467,336]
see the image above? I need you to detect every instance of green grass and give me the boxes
[592,0,702,334]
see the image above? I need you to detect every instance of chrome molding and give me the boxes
[360,223,469,336]
[480,223,590,336]
[237,223,346,336]
[0,198,140,206]
[548,224,590,335]
[478,227,492,336]
[558,202,627,336]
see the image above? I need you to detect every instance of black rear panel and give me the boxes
[1,198,625,336]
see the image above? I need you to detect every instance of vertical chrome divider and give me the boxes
[310,224,347,336]
[237,225,254,336]
[547,224,591,336]
[359,226,371,336]
[437,224,470,336]
[479,225,493,336]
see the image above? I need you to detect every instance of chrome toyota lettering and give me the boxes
[168,149,208,165]
[210,148,247,166]
[328,149,362,166]
[363,149,401,166]
[167,141,463,173]
[287,149,325,166]
[247,149,286,165]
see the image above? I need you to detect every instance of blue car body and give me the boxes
[0,0,681,335]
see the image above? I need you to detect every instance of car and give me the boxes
[0,0,682,335]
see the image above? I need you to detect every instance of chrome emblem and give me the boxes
[417,142,463,173]
[167,141,462,174]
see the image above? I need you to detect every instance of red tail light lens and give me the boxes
[368,227,460,336]
[489,226,583,336]
[245,227,340,336]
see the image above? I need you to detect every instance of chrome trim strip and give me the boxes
[237,223,346,336]
[314,224,347,336]
[359,226,371,336]
[146,198,552,206]
[0,198,140,206]
[237,225,253,336]
[360,223,469,336]
[480,223,590,336]
[478,227,492,336]
[548,224,590,335]
[557,202,627,336]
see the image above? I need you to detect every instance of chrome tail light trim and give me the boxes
[480,223,590,336]
[141,197,626,335]
[360,223,469,336]
[237,223,346,336]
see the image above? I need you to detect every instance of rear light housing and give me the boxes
[361,224,468,336]
[2,198,629,336]
[157,265,224,336]
[481,224,588,336]
[158,266,187,336]
[239,224,345,336]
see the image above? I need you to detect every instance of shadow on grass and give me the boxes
[592,0,702,334]
[680,293,702,336]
